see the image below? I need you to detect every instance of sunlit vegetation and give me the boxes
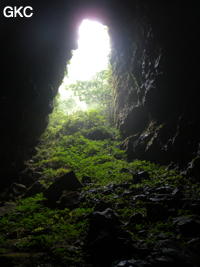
[30,108,127,186]
[57,69,113,116]
[28,104,185,188]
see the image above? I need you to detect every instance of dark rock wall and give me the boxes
[110,1,200,166]
[0,0,199,188]
[0,1,76,186]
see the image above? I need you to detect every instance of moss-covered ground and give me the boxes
[0,109,200,266]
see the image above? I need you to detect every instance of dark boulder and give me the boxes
[10,183,27,197]
[186,156,200,181]
[44,171,82,207]
[132,171,150,184]
[84,127,113,140]
[87,208,133,266]
[127,213,146,227]
[82,175,92,185]
[0,183,27,201]
[56,190,80,209]
[24,181,46,198]
[173,216,200,237]
[113,259,150,267]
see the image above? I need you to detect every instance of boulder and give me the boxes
[24,181,46,197]
[56,190,80,209]
[44,171,82,206]
[82,175,92,185]
[133,171,150,184]
[127,213,146,227]
[186,156,200,180]
[10,183,27,196]
[113,259,150,267]
[1,183,27,201]
[173,216,200,237]
[84,127,113,140]
[87,208,133,266]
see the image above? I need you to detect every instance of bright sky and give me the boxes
[59,19,110,99]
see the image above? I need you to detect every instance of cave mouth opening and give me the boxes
[57,18,111,114]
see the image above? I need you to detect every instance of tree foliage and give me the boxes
[68,69,112,107]
[59,69,113,119]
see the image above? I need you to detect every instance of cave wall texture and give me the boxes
[110,1,200,166]
[0,0,199,188]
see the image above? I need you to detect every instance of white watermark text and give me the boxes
[3,6,34,18]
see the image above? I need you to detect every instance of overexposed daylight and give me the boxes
[59,19,110,106]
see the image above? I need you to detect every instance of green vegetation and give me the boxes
[29,106,185,189]
[57,69,113,117]
[1,69,200,266]
[30,109,129,186]
[0,194,93,265]
[68,69,112,111]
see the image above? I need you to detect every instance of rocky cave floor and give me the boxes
[0,161,200,267]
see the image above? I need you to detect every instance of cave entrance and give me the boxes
[57,18,111,114]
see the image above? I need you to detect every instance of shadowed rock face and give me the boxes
[0,0,199,188]
[111,2,200,165]
[0,1,76,186]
